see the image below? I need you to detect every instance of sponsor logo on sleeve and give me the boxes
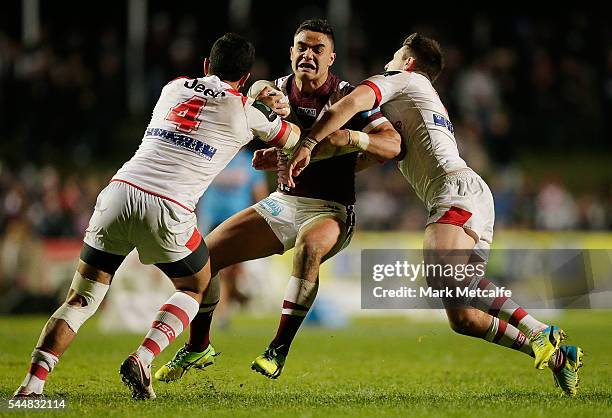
[432,113,454,134]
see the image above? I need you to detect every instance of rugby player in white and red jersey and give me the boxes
[290,33,583,397]
[13,33,301,401]
[154,19,401,382]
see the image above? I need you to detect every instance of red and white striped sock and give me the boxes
[136,292,199,365]
[469,277,547,336]
[483,317,534,357]
[270,276,318,351]
[18,348,59,395]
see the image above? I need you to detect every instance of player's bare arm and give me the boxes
[324,121,400,160]
[288,84,379,182]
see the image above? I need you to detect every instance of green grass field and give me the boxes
[1,311,611,417]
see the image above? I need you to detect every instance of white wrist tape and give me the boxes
[348,130,370,151]
[283,124,300,151]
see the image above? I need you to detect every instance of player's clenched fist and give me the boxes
[252,147,280,171]
[255,86,290,118]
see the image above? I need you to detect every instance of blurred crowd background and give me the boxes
[1,3,611,304]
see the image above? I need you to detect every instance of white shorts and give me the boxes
[425,170,495,258]
[252,192,355,254]
[83,181,201,265]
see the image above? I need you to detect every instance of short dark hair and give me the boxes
[294,19,335,47]
[402,33,444,81]
[209,33,255,82]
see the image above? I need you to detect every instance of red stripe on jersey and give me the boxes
[160,304,190,329]
[225,88,242,96]
[110,179,193,212]
[509,308,528,327]
[185,228,202,251]
[142,338,161,356]
[241,96,248,106]
[268,120,288,147]
[361,80,382,108]
[29,364,49,381]
[436,206,472,227]
[367,112,384,123]
[493,319,507,343]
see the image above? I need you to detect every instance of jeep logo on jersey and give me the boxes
[252,100,278,122]
[183,79,226,98]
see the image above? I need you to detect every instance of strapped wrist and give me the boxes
[301,136,319,151]
[347,130,370,151]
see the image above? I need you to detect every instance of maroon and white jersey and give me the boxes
[269,72,386,206]
[362,71,468,202]
[114,75,288,211]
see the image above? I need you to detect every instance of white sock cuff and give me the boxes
[283,276,318,308]
[484,316,500,342]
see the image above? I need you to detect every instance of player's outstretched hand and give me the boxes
[252,148,279,171]
[287,145,312,188]
[256,86,290,118]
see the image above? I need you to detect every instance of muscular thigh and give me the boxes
[205,207,283,275]
[292,216,347,280]
[423,222,477,251]
[423,223,477,291]
[297,216,347,260]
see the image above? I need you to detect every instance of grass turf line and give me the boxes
[0,311,610,417]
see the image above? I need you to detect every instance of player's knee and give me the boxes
[175,278,207,296]
[66,293,88,307]
[52,272,110,332]
[295,240,327,265]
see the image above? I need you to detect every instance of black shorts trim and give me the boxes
[80,244,126,275]
[155,240,209,278]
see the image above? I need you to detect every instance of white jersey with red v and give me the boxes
[361,71,468,203]
[114,75,290,212]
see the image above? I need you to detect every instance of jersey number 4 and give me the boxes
[165,96,207,133]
